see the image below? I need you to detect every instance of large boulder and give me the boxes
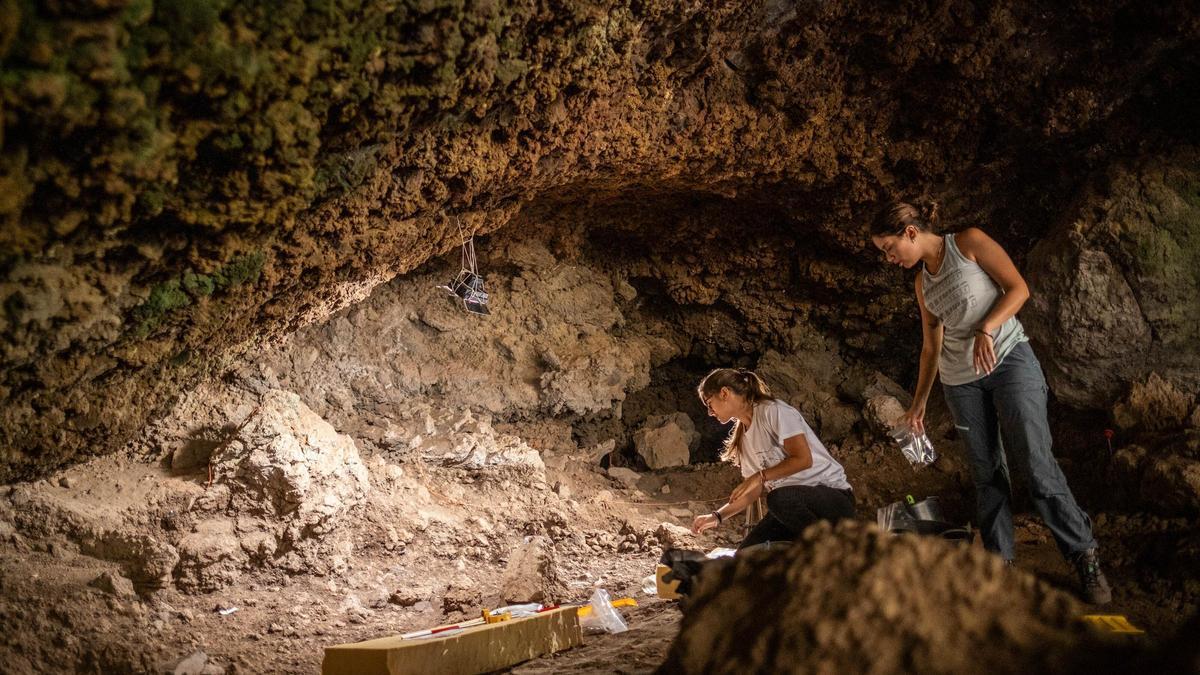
[756,342,863,443]
[660,522,1122,674]
[210,389,370,544]
[1025,148,1200,409]
[634,413,699,469]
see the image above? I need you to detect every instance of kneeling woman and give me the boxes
[691,368,855,548]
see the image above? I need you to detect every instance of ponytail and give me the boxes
[697,368,775,465]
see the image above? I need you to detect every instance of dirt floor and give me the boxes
[0,434,1194,674]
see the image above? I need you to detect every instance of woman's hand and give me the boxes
[691,513,719,534]
[899,403,926,435]
[974,329,997,375]
[729,473,764,504]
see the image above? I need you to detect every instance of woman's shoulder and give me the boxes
[759,398,801,419]
[951,227,995,259]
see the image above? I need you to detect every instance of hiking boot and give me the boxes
[1071,548,1112,605]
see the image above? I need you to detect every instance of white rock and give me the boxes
[863,395,907,437]
[211,390,371,543]
[606,467,642,488]
[633,413,699,469]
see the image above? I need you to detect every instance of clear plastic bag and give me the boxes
[890,426,938,467]
[579,588,628,634]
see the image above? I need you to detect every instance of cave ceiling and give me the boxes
[1,0,1198,480]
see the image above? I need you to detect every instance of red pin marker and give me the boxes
[1103,429,1115,457]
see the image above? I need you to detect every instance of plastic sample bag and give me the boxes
[890,426,938,467]
[579,588,628,634]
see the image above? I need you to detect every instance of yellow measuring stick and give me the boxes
[1081,614,1145,635]
[576,597,637,617]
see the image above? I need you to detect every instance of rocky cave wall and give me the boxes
[2,1,1200,482]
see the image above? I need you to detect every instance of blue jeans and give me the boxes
[942,341,1097,561]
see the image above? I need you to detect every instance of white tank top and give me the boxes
[921,233,1027,385]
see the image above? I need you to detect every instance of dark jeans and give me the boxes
[738,485,856,549]
[942,341,1097,561]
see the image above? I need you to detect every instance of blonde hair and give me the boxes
[697,368,775,464]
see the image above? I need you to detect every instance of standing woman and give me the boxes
[690,368,855,549]
[869,200,1111,604]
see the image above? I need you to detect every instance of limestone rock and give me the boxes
[1113,373,1195,432]
[499,536,565,604]
[89,570,136,599]
[211,389,370,544]
[414,410,545,474]
[656,522,695,550]
[1025,149,1200,408]
[607,467,642,489]
[863,396,907,437]
[634,413,699,469]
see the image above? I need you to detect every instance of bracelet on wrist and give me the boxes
[711,510,723,525]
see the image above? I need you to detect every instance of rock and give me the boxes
[414,411,545,474]
[167,650,209,675]
[81,531,179,593]
[587,439,617,463]
[553,481,572,500]
[656,522,695,549]
[606,467,642,488]
[1025,150,1200,409]
[89,570,136,599]
[442,585,482,614]
[815,402,860,443]
[839,368,911,406]
[661,484,671,494]
[58,476,76,489]
[499,536,565,603]
[210,389,371,545]
[669,506,692,519]
[661,522,1117,674]
[863,395,906,436]
[175,519,250,593]
[388,587,430,607]
[634,413,699,469]
[1113,373,1195,432]
[1140,455,1200,515]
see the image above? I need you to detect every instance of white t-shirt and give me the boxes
[738,399,851,491]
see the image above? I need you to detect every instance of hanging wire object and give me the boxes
[437,220,491,315]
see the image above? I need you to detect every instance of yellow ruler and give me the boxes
[1081,614,1144,635]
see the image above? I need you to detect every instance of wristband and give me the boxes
[711,510,723,525]
[974,328,994,340]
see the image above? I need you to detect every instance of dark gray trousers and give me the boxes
[942,341,1097,560]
